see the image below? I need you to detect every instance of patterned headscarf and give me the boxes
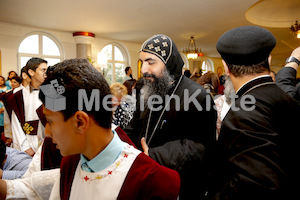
[140,34,184,79]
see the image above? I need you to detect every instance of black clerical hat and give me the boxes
[216,26,276,65]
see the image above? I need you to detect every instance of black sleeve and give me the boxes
[148,139,206,173]
[276,67,300,98]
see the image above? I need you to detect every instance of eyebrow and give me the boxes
[139,58,155,62]
[145,58,155,62]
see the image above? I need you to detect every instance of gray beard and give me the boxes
[223,75,235,105]
[141,69,174,104]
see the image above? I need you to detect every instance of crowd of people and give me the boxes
[0,25,299,200]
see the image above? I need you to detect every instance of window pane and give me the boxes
[97,51,108,66]
[20,56,32,68]
[19,35,39,54]
[103,63,113,85]
[202,61,207,74]
[115,63,125,83]
[114,46,124,61]
[43,36,60,56]
[100,45,112,60]
[44,58,61,66]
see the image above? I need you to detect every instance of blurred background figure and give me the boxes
[9,76,22,91]
[123,79,136,96]
[183,69,191,78]
[123,66,133,82]
[5,71,18,90]
[0,139,32,180]
[196,71,220,98]
[217,66,225,94]
[110,82,135,129]
[0,77,9,93]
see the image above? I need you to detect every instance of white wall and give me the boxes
[0,22,141,80]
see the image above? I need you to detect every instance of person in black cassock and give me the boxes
[207,26,300,200]
[124,34,217,199]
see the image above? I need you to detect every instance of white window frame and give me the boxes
[180,53,189,71]
[201,58,214,74]
[101,42,130,84]
[17,31,64,70]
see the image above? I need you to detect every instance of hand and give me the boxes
[25,148,35,157]
[141,137,149,156]
[291,46,300,61]
[287,46,300,70]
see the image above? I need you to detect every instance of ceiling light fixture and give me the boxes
[183,36,202,59]
[290,20,300,38]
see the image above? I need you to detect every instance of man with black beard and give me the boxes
[124,34,217,199]
[140,68,173,104]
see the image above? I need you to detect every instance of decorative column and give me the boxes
[73,32,95,59]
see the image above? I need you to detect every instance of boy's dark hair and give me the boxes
[25,57,48,78]
[0,140,6,168]
[39,58,112,129]
[20,66,26,75]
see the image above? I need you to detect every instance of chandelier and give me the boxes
[290,20,300,38]
[183,36,202,59]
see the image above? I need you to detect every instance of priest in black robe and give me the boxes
[207,26,300,200]
[124,34,217,199]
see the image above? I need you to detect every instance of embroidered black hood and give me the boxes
[140,34,184,79]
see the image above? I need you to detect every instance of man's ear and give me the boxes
[74,111,90,134]
[28,69,35,77]
[268,54,272,66]
[222,60,230,76]
[22,72,29,80]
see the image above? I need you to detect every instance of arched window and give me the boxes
[180,53,189,70]
[18,32,63,69]
[98,43,129,85]
[201,58,214,74]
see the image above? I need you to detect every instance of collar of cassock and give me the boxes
[236,75,274,97]
[80,130,125,173]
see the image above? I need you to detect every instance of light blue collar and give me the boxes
[80,130,125,172]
